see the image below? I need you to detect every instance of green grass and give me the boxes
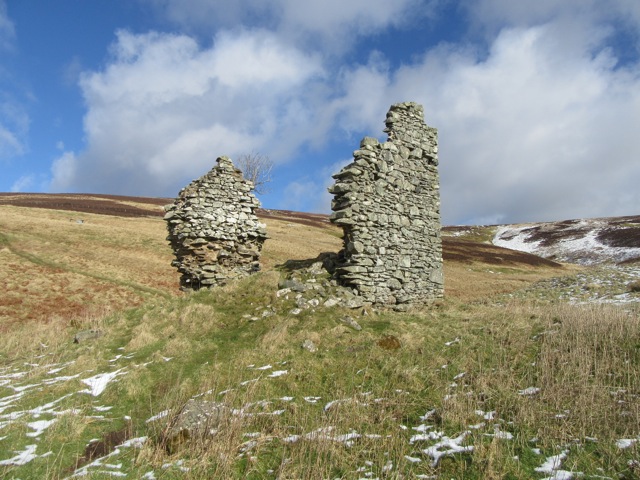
[2,270,639,479]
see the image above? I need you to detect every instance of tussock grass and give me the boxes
[1,203,639,478]
[535,304,640,440]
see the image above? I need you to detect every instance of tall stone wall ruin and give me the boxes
[329,102,444,305]
[164,156,267,290]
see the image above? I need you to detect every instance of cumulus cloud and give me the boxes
[49,1,640,224]
[50,28,325,195]
[0,96,29,160]
[327,11,640,224]
[280,158,352,213]
[143,0,434,51]
[0,2,28,161]
[10,174,33,192]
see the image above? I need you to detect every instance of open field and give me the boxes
[0,195,639,479]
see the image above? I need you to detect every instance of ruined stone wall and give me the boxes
[329,102,443,305]
[164,156,267,290]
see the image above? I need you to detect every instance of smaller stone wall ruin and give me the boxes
[329,102,444,305]
[164,156,267,290]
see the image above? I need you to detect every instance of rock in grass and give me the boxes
[278,279,307,292]
[339,316,362,331]
[323,297,340,308]
[164,399,228,453]
[73,329,103,344]
[302,339,318,353]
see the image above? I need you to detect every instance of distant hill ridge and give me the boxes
[493,216,640,265]
[2,192,638,265]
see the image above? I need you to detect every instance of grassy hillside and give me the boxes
[0,200,639,479]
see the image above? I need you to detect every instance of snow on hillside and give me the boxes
[493,216,640,265]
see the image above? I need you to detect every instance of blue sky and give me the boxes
[1,0,639,225]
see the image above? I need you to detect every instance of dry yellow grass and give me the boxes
[444,261,577,302]
[0,205,178,328]
[259,217,342,269]
[1,199,638,479]
[0,201,571,331]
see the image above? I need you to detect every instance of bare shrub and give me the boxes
[236,152,273,195]
[628,280,640,292]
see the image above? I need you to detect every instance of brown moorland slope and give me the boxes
[0,193,568,328]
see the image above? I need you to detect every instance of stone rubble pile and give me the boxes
[164,156,267,290]
[329,102,444,305]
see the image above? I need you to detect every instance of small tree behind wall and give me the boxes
[236,152,274,195]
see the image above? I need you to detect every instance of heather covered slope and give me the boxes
[0,194,639,479]
[492,216,640,265]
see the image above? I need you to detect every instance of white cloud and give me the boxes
[0,97,29,159]
[50,151,77,192]
[325,14,640,224]
[0,0,15,51]
[10,174,33,192]
[0,2,28,161]
[51,28,325,195]
[144,0,434,51]
[48,1,640,224]
[281,180,323,212]
[465,0,640,31]
[280,158,352,213]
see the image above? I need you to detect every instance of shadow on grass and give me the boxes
[275,252,340,276]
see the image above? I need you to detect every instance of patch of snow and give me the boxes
[469,423,485,430]
[93,405,113,412]
[80,369,126,396]
[0,444,40,465]
[485,426,513,440]
[268,370,288,378]
[519,387,540,396]
[10,383,40,393]
[46,362,74,374]
[404,455,422,463]
[419,409,437,421]
[421,431,474,466]
[26,419,57,437]
[42,374,81,386]
[120,436,147,448]
[475,410,496,420]
[616,438,637,449]
[541,470,576,480]
[324,399,342,411]
[146,410,169,423]
[412,424,433,433]
[535,450,568,474]
[493,219,640,265]
[0,371,28,380]
[29,393,74,416]
[410,431,443,444]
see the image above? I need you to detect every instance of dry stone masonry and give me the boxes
[164,156,267,290]
[329,102,444,305]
